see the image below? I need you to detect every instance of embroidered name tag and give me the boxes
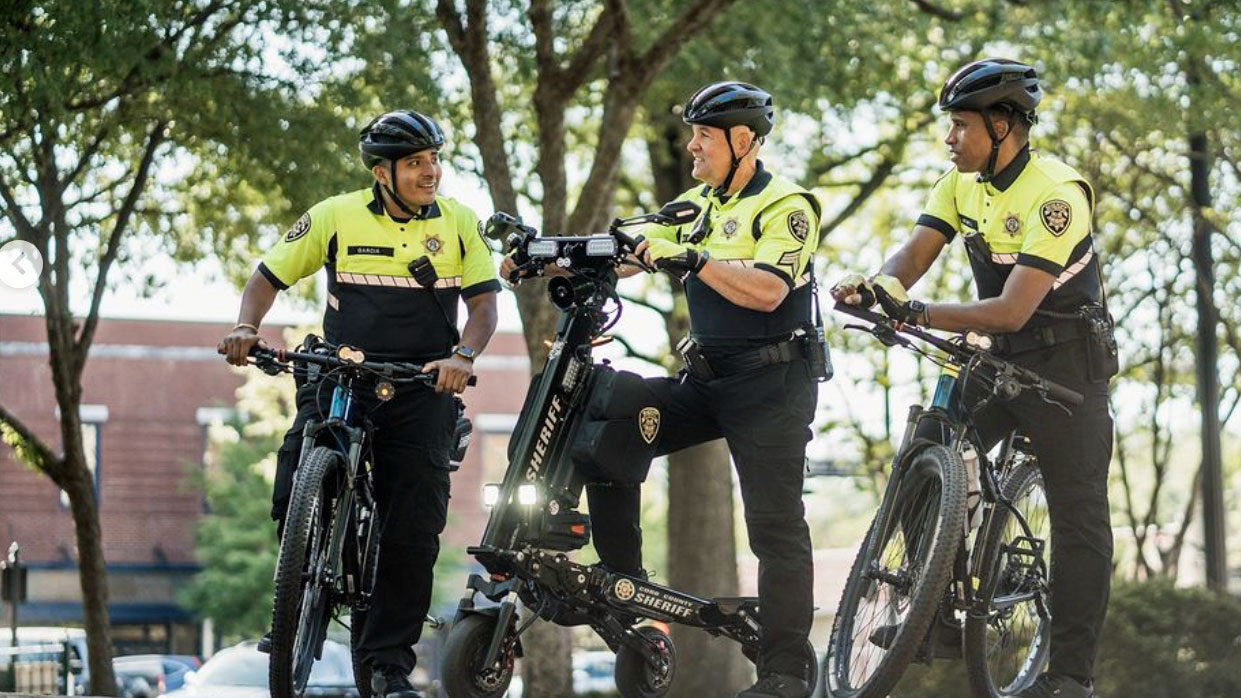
[960,215,979,231]
[347,246,394,257]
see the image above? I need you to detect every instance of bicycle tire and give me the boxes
[824,444,967,698]
[270,446,342,698]
[964,460,1051,697]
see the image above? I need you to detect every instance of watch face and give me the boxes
[455,346,476,359]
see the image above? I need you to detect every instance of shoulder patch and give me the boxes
[285,212,312,242]
[1039,200,1072,237]
[787,209,810,243]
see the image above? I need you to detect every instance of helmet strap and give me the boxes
[382,159,421,218]
[977,110,1009,183]
[712,127,759,198]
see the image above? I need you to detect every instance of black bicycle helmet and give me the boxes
[682,81,775,137]
[939,59,1041,182]
[359,110,445,217]
[939,58,1041,119]
[359,110,445,169]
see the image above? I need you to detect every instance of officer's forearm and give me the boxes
[880,226,947,290]
[238,269,279,328]
[695,261,789,312]
[922,299,1023,333]
[459,292,498,354]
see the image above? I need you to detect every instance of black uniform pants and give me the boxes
[587,358,818,679]
[918,338,1113,682]
[273,380,457,674]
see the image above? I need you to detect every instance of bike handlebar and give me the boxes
[833,302,1083,407]
[248,345,477,387]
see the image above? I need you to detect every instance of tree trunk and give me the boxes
[667,440,751,696]
[519,617,573,697]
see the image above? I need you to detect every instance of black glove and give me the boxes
[647,238,709,281]
[873,284,930,327]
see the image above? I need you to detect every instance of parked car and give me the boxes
[114,654,201,696]
[159,640,357,698]
[572,650,616,694]
[0,626,89,695]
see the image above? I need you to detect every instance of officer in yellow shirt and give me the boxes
[833,60,1115,698]
[218,110,499,698]
[599,82,823,698]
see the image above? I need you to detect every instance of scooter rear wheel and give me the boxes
[615,626,676,698]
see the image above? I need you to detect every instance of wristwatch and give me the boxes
[453,345,478,362]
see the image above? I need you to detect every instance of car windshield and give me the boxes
[194,643,352,687]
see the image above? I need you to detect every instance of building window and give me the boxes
[61,404,107,508]
[475,413,519,496]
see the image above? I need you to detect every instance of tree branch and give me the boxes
[560,4,616,93]
[637,0,737,77]
[610,334,666,368]
[435,0,518,212]
[0,403,62,482]
[619,291,672,315]
[75,120,168,374]
[909,0,964,21]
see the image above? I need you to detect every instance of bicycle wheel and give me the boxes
[270,447,343,698]
[964,460,1051,697]
[824,444,966,698]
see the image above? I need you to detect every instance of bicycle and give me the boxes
[822,303,1082,698]
[247,337,471,698]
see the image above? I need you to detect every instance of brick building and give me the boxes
[0,313,530,654]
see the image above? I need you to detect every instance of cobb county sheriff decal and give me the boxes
[423,233,444,255]
[721,218,739,238]
[1003,213,1021,236]
[614,579,636,601]
[638,407,661,445]
[285,213,311,242]
[1040,200,1072,237]
[787,210,810,243]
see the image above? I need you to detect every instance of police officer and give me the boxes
[219,110,500,698]
[598,82,823,698]
[833,59,1115,698]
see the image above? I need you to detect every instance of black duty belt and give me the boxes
[995,317,1089,357]
[697,338,806,379]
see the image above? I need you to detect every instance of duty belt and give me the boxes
[995,316,1088,357]
[693,338,806,379]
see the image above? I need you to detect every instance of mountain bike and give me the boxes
[247,337,471,698]
[823,303,1081,698]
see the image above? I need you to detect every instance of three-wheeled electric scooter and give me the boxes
[439,202,815,698]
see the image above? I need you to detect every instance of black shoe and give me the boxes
[736,673,810,698]
[1014,673,1096,698]
[867,614,962,660]
[256,632,272,654]
[370,665,421,698]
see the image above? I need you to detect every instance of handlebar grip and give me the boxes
[613,229,645,253]
[1042,378,1084,407]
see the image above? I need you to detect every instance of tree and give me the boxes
[1025,0,1241,585]
[0,2,372,691]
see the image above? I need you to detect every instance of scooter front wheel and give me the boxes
[614,626,676,698]
[441,614,516,698]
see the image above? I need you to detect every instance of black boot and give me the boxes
[737,672,810,698]
[370,665,421,698]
